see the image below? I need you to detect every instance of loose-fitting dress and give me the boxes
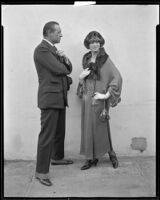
[78,50,122,160]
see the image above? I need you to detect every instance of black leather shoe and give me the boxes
[81,160,92,170]
[110,156,119,169]
[36,177,53,186]
[51,159,73,165]
[91,158,99,166]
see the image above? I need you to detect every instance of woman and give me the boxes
[77,31,122,170]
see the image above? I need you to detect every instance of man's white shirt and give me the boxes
[43,38,54,47]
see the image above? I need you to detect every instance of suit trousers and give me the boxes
[36,108,66,175]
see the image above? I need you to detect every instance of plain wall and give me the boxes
[2,5,158,159]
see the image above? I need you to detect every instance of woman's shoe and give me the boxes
[81,160,92,170]
[109,156,119,169]
[92,158,99,166]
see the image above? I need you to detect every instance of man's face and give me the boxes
[48,24,63,44]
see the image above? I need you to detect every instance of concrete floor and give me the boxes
[4,156,156,198]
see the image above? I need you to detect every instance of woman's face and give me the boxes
[89,41,100,52]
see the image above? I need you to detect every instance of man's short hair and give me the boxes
[43,21,59,37]
[84,31,105,49]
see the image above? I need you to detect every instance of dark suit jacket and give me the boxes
[34,40,72,109]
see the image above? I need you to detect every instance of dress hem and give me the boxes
[80,149,111,159]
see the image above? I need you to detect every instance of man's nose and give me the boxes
[60,34,63,37]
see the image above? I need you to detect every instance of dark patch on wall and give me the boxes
[131,137,147,152]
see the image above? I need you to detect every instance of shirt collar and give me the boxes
[43,38,54,47]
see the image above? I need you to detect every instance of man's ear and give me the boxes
[47,30,51,36]
[47,29,53,36]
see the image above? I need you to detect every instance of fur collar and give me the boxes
[82,47,109,80]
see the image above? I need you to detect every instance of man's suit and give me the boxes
[34,40,72,177]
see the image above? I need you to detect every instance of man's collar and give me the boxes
[43,38,54,47]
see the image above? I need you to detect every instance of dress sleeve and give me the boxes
[107,58,123,107]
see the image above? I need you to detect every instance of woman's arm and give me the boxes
[94,91,111,100]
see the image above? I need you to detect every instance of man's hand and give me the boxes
[56,50,70,65]
[56,50,66,57]
[94,92,111,100]
[79,68,91,80]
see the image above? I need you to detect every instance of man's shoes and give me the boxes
[51,159,73,165]
[36,177,53,186]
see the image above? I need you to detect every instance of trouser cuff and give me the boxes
[35,172,50,179]
[51,156,64,161]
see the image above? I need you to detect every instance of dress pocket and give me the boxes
[92,100,103,113]
[91,98,100,105]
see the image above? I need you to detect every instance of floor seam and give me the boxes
[24,174,35,197]
[134,159,154,195]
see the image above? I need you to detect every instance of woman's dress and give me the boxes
[78,49,122,159]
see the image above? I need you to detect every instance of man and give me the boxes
[33,21,73,186]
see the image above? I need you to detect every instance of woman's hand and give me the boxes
[79,68,91,80]
[94,92,111,100]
